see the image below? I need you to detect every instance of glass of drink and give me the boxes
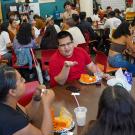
[74,107,87,126]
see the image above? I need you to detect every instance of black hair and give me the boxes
[72,14,79,23]
[107,6,112,10]
[64,1,72,8]
[16,23,33,45]
[131,17,135,27]
[114,8,121,14]
[84,85,135,135]
[79,12,86,21]
[87,17,92,25]
[57,31,73,43]
[112,22,131,38]
[0,22,9,34]
[0,65,17,102]
[108,11,115,17]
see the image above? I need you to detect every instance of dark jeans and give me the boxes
[108,54,135,74]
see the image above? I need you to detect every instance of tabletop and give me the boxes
[32,79,135,135]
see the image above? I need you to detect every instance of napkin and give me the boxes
[107,68,132,92]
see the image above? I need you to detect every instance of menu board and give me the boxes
[101,0,125,10]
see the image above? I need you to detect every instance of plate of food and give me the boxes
[53,116,75,134]
[79,74,97,84]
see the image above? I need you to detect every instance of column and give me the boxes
[79,0,93,17]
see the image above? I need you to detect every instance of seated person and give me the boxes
[49,31,109,87]
[0,65,55,135]
[108,22,135,74]
[82,85,135,135]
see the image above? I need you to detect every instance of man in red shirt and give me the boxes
[49,31,105,87]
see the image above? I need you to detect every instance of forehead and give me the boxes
[58,36,72,44]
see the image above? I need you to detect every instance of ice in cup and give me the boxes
[74,107,87,126]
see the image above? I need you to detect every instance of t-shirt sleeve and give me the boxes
[3,32,11,44]
[4,114,29,134]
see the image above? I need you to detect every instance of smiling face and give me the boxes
[58,36,74,58]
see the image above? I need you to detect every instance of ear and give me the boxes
[8,89,17,97]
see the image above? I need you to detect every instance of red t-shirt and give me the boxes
[49,47,91,87]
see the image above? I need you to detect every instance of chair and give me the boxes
[78,32,91,54]
[41,49,57,71]
[0,55,8,64]
[93,47,126,73]
[18,81,39,106]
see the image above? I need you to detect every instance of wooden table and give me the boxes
[33,79,135,135]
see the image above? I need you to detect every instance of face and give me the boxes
[58,36,74,58]
[11,20,17,28]
[65,5,71,11]
[14,71,25,99]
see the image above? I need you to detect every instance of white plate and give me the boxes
[53,121,75,134]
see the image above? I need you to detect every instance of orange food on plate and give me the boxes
[80,74,96,83]
[53,117,72,131]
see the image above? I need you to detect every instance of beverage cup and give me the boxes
[74,107,87,126]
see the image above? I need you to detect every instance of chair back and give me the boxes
[94,48,108,72]
[18,81,39,106]
[41,49,57,71]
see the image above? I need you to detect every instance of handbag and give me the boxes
[31,49,44,84]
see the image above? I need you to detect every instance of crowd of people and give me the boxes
[0,0,135,135]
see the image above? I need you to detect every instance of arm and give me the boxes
[54,61,78,85]
[14,87,55,135]
[86,61,111,80]
[126,36,135,52]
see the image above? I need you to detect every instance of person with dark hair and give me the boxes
[8,18,18,42]
[103,11,121,38]
[91,9,100,22]
[65,18,86,46]
[72,13,80,25]
[108,22,135,74]
[0,65,55,135]
[0,22,12,64]
[13,23,38,77]
[77,12,96,40]
[63,1,78,21]
[106,6,112,15]
[49,31,110,87]
[82,85,135,135]
[40,17,58,50]
[114,8,124,22]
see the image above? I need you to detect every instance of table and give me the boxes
[33,79,135,135]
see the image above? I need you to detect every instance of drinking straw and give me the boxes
[73,95,80,107]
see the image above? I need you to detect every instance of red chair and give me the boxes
[18,81,39,106]
[93,47,126,73]
[41,49,57,71]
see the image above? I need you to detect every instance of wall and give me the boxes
[1,0,67,20]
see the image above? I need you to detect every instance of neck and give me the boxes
[3,97,17,109]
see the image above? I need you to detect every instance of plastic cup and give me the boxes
[74,107,87,126]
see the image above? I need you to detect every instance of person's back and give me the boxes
[77,12,95,40]
[40,25,58,49]
[83,85,135,135]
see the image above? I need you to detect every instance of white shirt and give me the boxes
[67,27,86,47]
[0,31,11,55]
[54,24,61,33]
[103,17,121,38]
[91,14,100,22]
[33,26,40,38]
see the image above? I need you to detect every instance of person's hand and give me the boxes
[41,89,55,107]
[64,61,78,67]
[33,85,46,101]
[102,73,112,80]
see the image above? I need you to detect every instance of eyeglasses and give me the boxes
[58,41,73,48]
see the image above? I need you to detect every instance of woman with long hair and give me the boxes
[108,22,135,74]
[83,85,135,135]
[0,65,55,135]
[13,23,38,79]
